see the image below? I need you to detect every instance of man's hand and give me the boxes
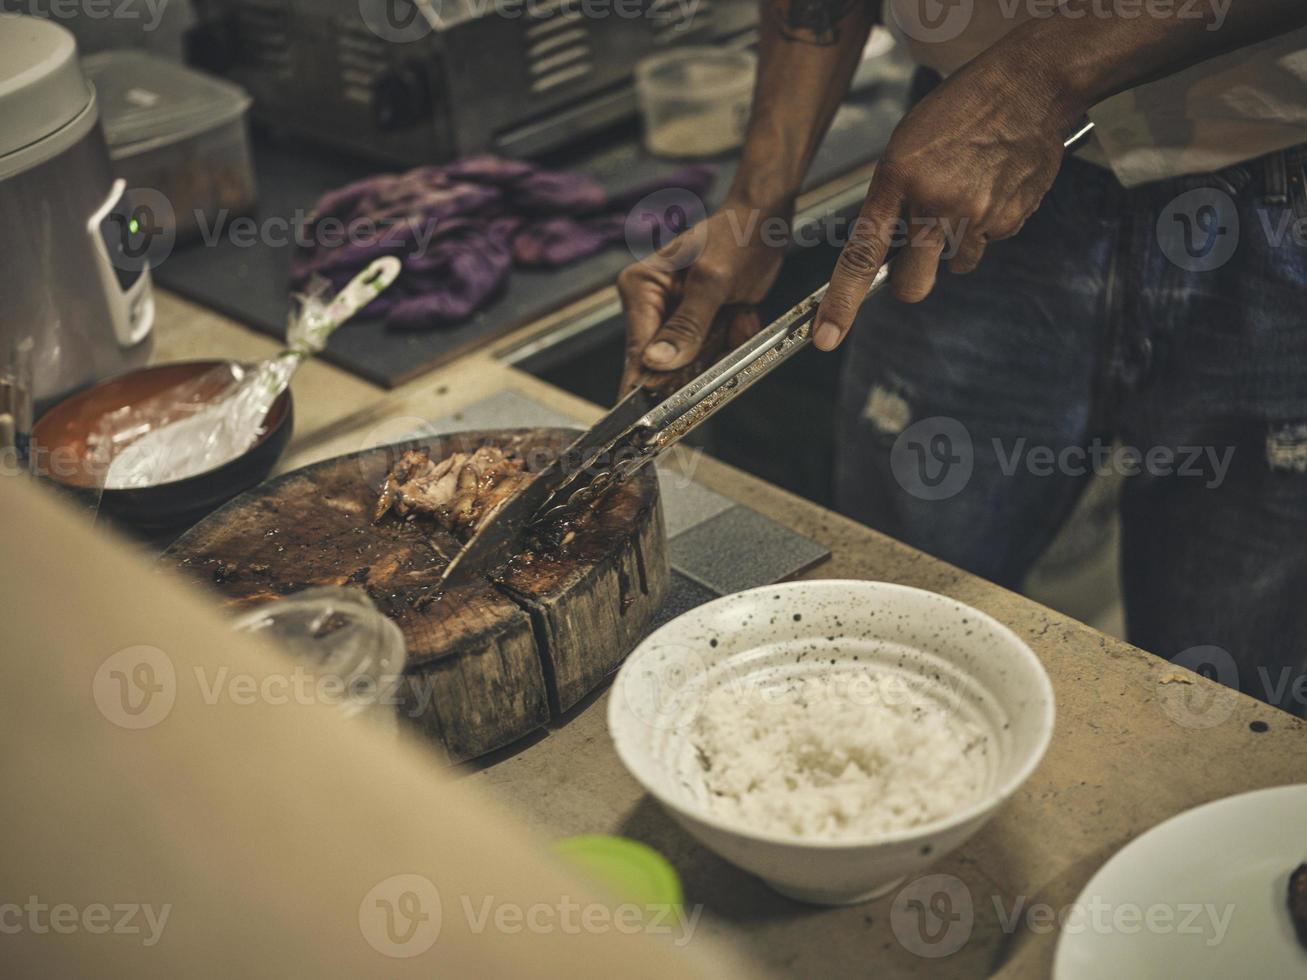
[812,56,1076,351]
[812,0,1307,352]
[618,203,788,394]
[616,0,873,393]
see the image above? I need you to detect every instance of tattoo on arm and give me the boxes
[772,0,861,45]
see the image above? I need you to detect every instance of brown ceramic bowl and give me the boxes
[32,359,294,528]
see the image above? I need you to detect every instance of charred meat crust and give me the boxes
[373,445,535,535]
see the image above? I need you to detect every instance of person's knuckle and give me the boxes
[658,315,704,345]
[875,158,910,191]
[951,243,985,274]
[893,277,932,303]
[966,185,993,212]
[820,292,857,324]
[837,236,886,279]
[689,261,729,292]
[910,181,950,214]
[991,206,1030,240]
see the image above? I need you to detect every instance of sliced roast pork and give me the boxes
[373,446,533,537]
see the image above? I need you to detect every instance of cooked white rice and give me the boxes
[689,669,990,839]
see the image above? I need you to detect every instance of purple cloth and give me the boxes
[291,157,716,330]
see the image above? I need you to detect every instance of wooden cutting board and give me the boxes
[163,428,670,762]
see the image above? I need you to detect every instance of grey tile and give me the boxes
[669,505,830,596]
[655,466,734,537]
[646,573,720,633]
[413,390,579,438]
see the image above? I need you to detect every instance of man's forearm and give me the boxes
[989,1,1307,123]
[727,0,876,213]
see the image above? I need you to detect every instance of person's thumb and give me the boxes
[641,268,726,370]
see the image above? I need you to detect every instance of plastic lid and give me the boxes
[551,836,683,909]
[0,15,93,160]
[82,50,252,151]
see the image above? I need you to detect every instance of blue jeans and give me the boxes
[835,137,1307,718]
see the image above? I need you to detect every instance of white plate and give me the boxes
[1054,785,1307,979]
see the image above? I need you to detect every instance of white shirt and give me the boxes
[885,0,1307,186]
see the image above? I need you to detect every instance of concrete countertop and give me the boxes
[148,280,1307,978]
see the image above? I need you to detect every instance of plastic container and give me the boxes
[551,836,683,911]
[635,47,756,159]
[231,586,408,733]
[82,50,256,241]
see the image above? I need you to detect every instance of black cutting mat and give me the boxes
[150,74,908,388]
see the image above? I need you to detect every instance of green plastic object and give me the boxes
[551,835,683,909]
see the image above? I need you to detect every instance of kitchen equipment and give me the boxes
[1054,785,1307,979]
[609,580,1056,905]
[30,359,293,528]
[24,0,197,60]
[163,427,669,762]
[0,15,156,411]
[635,47,756,158]
[231,586,408,732]
[186,0,757,165]
[102,258,399,491]
[438,122,1098,587]
[0,338,34,474]
[82,50,256,242]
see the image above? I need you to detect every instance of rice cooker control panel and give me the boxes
[88,179,155,349]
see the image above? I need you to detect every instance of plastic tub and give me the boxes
[635,47,757,159]
[83,50,255,241]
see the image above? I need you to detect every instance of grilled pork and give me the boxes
[373,447,533,537]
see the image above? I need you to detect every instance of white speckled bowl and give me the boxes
[609,580,1055,905]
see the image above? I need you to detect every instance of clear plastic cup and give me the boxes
[232,586,407,732]
[635,47,757,159]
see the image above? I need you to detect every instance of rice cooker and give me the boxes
[0,14,155,411]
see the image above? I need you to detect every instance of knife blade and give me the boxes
[434,386,659,588]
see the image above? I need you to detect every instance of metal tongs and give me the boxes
[439,122,1096,587]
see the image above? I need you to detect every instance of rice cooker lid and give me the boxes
[0,15,94,162]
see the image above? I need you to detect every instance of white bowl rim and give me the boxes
[609,579,1057,850]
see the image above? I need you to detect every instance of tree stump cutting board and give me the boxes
[164,429,670,762]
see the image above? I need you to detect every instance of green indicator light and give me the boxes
[128,218,140,234]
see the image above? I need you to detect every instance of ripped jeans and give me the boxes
[835,144,1307,719]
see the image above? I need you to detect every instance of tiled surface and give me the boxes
[419,389,576,436]
[646,573,721,633]
[656,468,734,538]
[668,505,831,596]
[418,391,830,599]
